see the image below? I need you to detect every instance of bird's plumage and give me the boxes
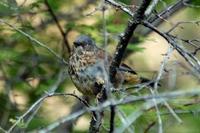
[68,35,143,96]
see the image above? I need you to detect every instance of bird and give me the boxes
[68,35,151,97]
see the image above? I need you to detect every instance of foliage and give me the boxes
[0,0,200,132]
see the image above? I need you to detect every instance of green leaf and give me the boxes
[9,118,26,128]
[107,24,124,33]
[45,0,63,11]
[65,22,75,30]
[0,1,17,16]
[0,48,21,61]
[127,44,145,52]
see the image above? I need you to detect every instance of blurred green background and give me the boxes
[0,0,200,132]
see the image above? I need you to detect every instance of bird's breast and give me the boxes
[68,49,108,95]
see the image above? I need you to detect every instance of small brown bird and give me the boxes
[68,35,149,96]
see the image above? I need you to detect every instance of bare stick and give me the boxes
[166,19,200,33]
[8,92,88,133]
[37,88,200,132]
[144,121,156,133]
[44,0,71,53]
[101,1,116,132]
[0,126,6,133]
[152,45,182,123]
[106,0,192,35]
[145,0,159,16]
[142,21,200,74]
[7,70,65,132]
[109,105,115,133]
[0,19,66,64]
[109,0,151,82]
[149,88,163,133]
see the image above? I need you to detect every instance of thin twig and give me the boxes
[0,19,67,65]
[0,126,6,133]
[44,0,71,53]
[154,46,174,89]
[101,1,116,132]
[144,121,156,133]
[107,1,151,132]
[149,88,163,133]
[142,21,200,75]
[36,88,200,132]
[105,0,134,16]
[145,0,159,16]
[161,109,200,115]
[109,0,152,82]
[109,105,115,133]
[106,0,191,35]
[116,108,135,133]
[8,92,87,133]
[116,98,163,133]
[152,45,183,123]
[183,0,200,8]
[147,0,191,28]
[38,0,97,29]
[7,70,66,132]
[166,19,200,33]
[89,88,107,133]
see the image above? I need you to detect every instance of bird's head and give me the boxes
[73,35,95,48]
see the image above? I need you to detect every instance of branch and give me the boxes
[142,21,200,75]
[106,1,151,132]
[36,88,200,132]
[116,108,135,133]
[44,0,71,53]
[109,0,151,82]
[89,88,107,133]
[56,96,90,133]
[0,19,67,64]
[0,126,6,133]
[145,0,159,16]
[109,105,115,133]
[148,0,191,23]
[183,0,200,8]
[8,92,88,133]
[144,121,156,133]
[140,0,192,35]
[149,88,163,133]
[105,0,134,16]
[100,2,116,132]
[161,109,200,115]
[106,0,193,126]
[7,70,66,132]
[37,0,97,30]
[166,19,200,33]
[106,0,192,35]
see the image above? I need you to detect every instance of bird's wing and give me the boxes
[96,48,141,85]
[96,47,137,74]
[97,48,112,61]
[97,49,137,74]
[118,63,137,74]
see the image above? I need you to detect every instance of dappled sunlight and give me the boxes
[0,0,200,133]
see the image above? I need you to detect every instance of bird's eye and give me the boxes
[74,42,82,47]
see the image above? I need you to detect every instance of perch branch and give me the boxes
[7,70,66,132]
[8,92,87,133]
[37,88,200,132]
[109,0,151,82]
